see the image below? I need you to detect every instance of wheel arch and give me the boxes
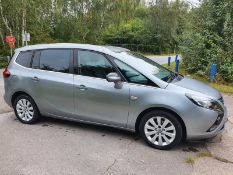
[135,107,187,140]
[12,91,30,105]
[11,91,39,111]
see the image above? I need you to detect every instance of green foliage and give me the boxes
[0,0,188,54]
[103,19,144,44]
[0,56,8,68]
[180,0,233,84]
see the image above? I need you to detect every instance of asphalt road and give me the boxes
[146,55,180,65]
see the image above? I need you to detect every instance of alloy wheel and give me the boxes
[144,116,176,146]
[16,99,34,122]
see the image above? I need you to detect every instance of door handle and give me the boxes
[76,85,88,91]
[31,77,40,82]
[130,96,138,101]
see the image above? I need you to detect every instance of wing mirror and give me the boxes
[106,72,121,83]
[106,72,122,89]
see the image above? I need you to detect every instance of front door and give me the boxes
[73,50,129,128]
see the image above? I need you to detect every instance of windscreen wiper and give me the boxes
[167,73,178,83]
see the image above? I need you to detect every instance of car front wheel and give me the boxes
[139,110,183,150]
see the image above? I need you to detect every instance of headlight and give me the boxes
[185,94,223,113]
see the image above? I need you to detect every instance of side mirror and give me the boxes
[106,72,121,83]
[106,72,123,89]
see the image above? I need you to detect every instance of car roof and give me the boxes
[16,43,129,54]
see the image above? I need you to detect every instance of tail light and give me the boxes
[3,68,10,78]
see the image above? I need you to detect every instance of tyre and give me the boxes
[13,94,40,124]
[139,110,183,150]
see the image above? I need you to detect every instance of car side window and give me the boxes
[15,51,33,68]
[113,58,156,86]
[39,49,71,73]
[76,50,115,79]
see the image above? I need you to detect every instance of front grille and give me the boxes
[207,113,224,132]
[219,97,224,104]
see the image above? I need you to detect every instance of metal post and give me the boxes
[210,64,217,82]
[10,48,13,57]
[7,56,10,63]
[168,56,171,66]
[175,54,178,62]
[25,31,28,46]
[175,59,179,72]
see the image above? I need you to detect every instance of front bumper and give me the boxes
[187,104,228,140]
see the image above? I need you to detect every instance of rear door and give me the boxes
[73,50,130,127]
[30,49,74,117]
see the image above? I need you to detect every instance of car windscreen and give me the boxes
[123,51,176,82]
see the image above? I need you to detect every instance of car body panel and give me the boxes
[173,77,221,99]
[30,69,74,117]
[73,75,130,128]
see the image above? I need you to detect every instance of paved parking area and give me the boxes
[146,55,180,65]
[0,68,232,175]
[0,112,206,175]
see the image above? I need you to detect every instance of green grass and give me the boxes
[145,53,176,57]
[197,152,212,158]
[185,156,195,166]
[163,62,233,94]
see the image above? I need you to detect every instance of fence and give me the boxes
[107,44,162,54]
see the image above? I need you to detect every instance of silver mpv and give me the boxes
[3,44,227,150]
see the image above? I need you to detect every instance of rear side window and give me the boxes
[15,51,33,68]
[39,49,71,73]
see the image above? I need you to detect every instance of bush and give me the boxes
[179,0,233,84]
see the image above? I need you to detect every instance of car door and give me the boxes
[110,57,160,129]
[30,49,74,117]
[73,50,130,128]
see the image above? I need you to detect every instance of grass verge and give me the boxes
[145,53,176,57]
[163,62,233,94]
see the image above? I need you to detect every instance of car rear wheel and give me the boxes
[13,95,40,124]
[139,110,183,150]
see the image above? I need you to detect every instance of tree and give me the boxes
[180,0,233,83]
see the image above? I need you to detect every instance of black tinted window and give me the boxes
[76,50,115,79]
[40,49,71,73]
[16,51,33,68]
